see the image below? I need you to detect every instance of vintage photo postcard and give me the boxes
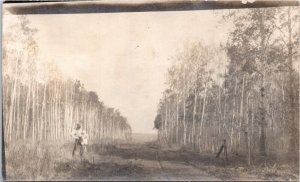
[2,0,300,181]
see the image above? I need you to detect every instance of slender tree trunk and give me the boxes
[176,93,179,143]
[287,7,299,154]
[259,76,267,156]
[199,81,208,148]
[259,9,267,156]
[192,88,197,149]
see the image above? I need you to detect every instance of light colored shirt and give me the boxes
[71,128,88,145]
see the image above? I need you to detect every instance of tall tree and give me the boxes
[226,8,278,156]
[275,7,300,154]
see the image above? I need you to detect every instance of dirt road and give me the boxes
[52,141,220,181]
[6,134,299,181]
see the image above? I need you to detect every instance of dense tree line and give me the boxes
[154,7,299,163]
[3,16,132,143]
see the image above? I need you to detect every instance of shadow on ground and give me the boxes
[99,142,229,166]
[54,159,152,180]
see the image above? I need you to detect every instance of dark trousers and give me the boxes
[72,139,83,157]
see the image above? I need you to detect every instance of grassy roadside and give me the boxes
[150,141,299,181]
[176,148,299,181]
[4,139,124,180]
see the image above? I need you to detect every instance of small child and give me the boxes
[80,130,88,152]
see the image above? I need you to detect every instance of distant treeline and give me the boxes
[3,16,132,143]
[154,7,299,162]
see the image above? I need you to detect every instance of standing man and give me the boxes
[71,123,88,157]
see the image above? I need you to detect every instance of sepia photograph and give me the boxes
[2,0,300,181]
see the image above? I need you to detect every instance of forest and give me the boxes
[2,5,300,181]
[3,16,132,144]
[154,7,300,164]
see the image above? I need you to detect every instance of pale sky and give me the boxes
[4,9,231,133]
